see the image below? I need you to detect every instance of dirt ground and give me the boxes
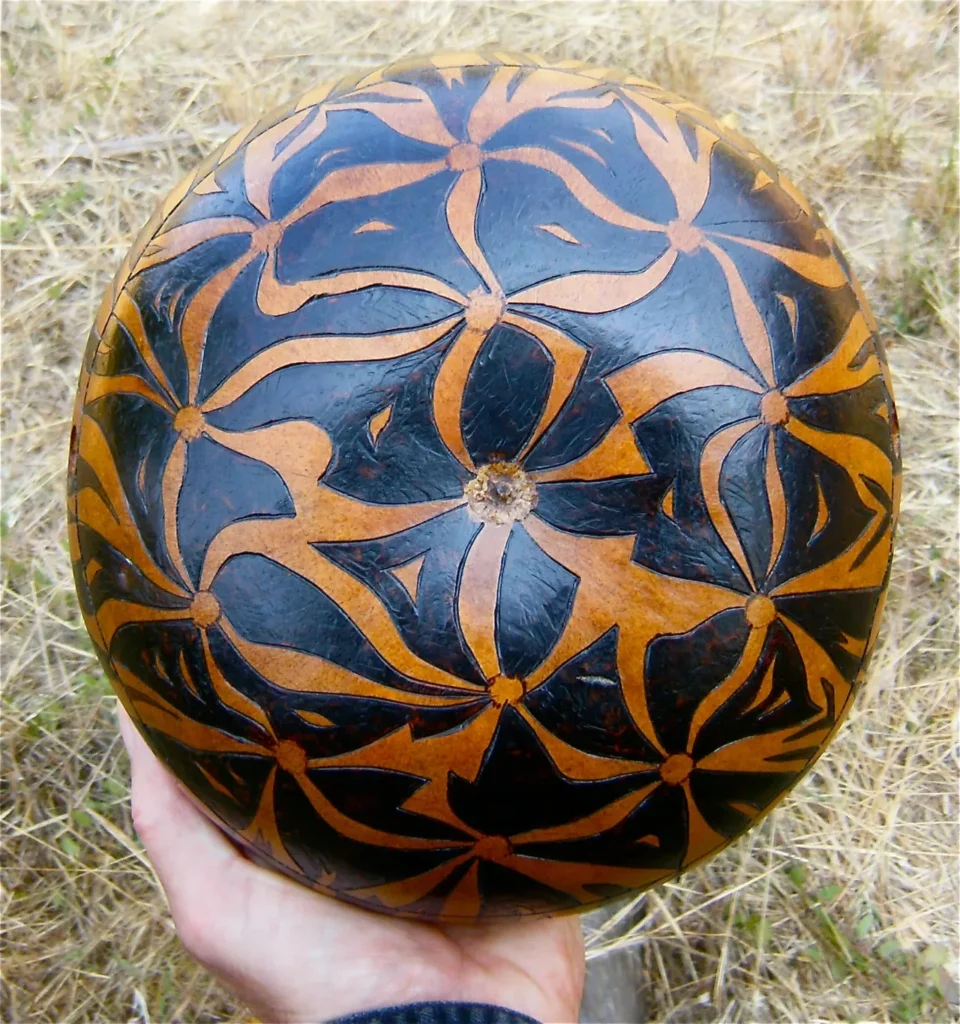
[1,2,957,1022]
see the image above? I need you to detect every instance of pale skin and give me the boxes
[118,706,585,1024]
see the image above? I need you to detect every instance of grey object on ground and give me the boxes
[579,904,646,1023]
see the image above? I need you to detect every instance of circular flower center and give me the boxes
[760,389,790,426]
[464,288,504,333]
[465,462,537,525]
[666,219,704,255]
[660,752,694,785]
[473,834,512,861]
[190,590,221,628]
[447,142,482,172]
[487,674,525,707]
[745,595,777,630]
[274,739,307,775]
[251,220,283,252]
[174,405,205,442]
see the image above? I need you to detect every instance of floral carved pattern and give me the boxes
[68,52,901,921]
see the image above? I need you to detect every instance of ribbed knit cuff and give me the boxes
[329,1001,542,1024]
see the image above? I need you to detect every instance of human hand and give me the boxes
[118,707,585,1023]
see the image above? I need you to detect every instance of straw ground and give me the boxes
[2,3,957,1022]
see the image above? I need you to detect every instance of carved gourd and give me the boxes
[68,53,900,921]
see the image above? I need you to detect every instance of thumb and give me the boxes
[116,704,247,925]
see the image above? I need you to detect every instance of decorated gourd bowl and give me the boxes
[67,52,900,922]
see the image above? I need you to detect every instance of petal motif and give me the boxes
[468,66,619,144]
[620,88,719,222]
[328,81,457,148]
[200,316,462,413]
[509,247,676,314]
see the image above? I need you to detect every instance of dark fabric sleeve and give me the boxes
[329,1001,543,1024]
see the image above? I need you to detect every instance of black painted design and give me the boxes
[68,53,900,922]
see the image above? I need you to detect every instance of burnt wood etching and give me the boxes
[67,53,901,921]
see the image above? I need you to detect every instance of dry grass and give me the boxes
[1,2,957,1022]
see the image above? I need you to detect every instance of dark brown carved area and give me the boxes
[66,52,901,922]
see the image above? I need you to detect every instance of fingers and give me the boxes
[117,705,245,934]
[445,915,586,1024]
